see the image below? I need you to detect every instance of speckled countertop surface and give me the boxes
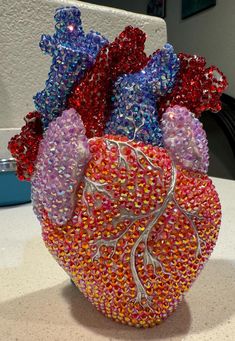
[0,176,235,341]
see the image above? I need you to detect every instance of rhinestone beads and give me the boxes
[40,135,221,327]
[161,105,209,173]
[32,108,90,225]
[105,44,179,146]
[158,53,228,117]
[8,112,43,180]
[7,5,228,329]
[68,25,149,138]
[34,6,108,129]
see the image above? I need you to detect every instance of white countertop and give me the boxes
[0,176,235,341]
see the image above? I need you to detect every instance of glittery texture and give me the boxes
[39,135,221,327]
[8,112,43,181]
[68,25,149,138]
[105,44,179,145]
[34,7,108,129]
[161,105,209,173]
[158,53,228,118]
[31,108,90,225]
[7,6,228,328]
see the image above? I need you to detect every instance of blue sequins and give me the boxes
[34,7,108,129]
[105,44,179,146]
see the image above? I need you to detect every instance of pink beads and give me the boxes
[161,105,209,173]
[31,108,90,225]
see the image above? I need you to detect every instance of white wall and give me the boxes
[165,0,235,97]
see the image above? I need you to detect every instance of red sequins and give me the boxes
[68,26,149,138]
[158,53,228,118]
[8,112,43,181]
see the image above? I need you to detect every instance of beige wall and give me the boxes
[165,0,235,97]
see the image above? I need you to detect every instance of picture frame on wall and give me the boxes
[147,0,166,19]
[182,0,216,19]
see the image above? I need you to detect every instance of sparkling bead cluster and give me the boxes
[41,135,221,327]
[8,7,228,182]
[34,7,108,129]
[161,105,209,173]
[158,53,228,117]
[7,6,228,328]
[105,44,179,146]
[32,108,90,225]
[8,112,43,180]
[68,25,149,138]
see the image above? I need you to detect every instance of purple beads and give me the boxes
[34,7,108,129]
[31,108,90,225]
[161,105,209,173]
[105,44,179,146]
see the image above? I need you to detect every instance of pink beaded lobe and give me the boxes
[32,108,90,225]
[161,105,209,173]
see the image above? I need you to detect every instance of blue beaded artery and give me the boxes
[105,44,179,146]
[34,7,108,129]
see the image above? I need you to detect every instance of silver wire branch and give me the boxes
[172,197,205,257]
[129,160,177,305]
[82,176,112,214]
[106,138,162,173]
[85,139,205,307]
[92,208,160,260]
[92,213,148,260]
[127,116,145,142]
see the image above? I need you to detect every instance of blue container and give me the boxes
[0,158,31,206]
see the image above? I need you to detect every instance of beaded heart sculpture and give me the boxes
[9,7,228,327]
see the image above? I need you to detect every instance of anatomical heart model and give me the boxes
[9,7,228,327]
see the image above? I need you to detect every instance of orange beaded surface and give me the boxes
[41,135,221,327]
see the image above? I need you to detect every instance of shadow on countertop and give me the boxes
[0,259,234,340]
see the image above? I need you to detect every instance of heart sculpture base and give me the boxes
[40,135,221,327]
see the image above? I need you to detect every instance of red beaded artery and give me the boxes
[158,53,228,118]
[8,112,43,181]
[68,26,149,138]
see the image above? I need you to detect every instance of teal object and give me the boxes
[0,159,31,206]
